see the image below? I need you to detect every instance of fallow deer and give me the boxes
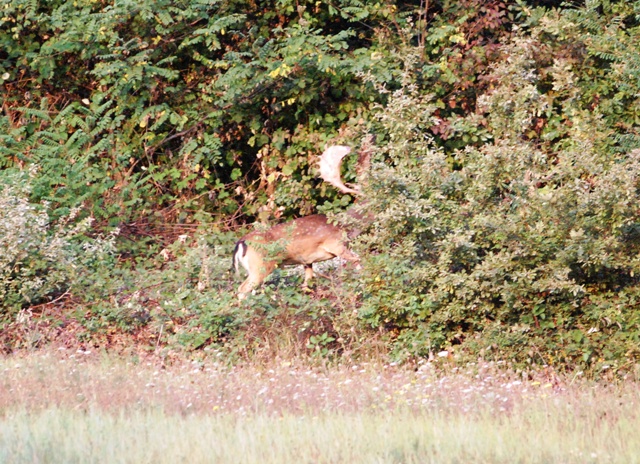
[232,145,364,300]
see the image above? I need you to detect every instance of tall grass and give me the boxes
[2,405,638,463]
[1,352,639,463]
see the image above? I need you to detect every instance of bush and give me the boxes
[0,169,116,324]
[355,39,640,372]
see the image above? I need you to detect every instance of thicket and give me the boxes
[0,170,115,318]
[2,0,640,375]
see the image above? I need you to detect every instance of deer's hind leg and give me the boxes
[237,246,277,300]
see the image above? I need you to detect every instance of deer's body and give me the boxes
[232,144,369,299]
[233,214,359,299]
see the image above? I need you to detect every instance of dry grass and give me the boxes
[1,350,640,463]
[0,349,566,415]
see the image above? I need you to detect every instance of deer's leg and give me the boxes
[238,275,261,300]
[302,264,315,292]
[237,247,276,300]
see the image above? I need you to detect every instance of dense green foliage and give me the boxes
[351,3,640,371]
[3,0,640,374]
[0,170,116,324]
[0,0,407,227]
[357,52,640,369]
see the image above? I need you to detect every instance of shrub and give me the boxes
[0,169,116,324]
[68,230,244,351]
[355,38,640,372]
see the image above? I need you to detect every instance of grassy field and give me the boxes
[1,351,639,463]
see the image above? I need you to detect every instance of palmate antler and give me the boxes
[318,145,361,196]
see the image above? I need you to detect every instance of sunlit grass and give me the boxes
[2,405,639,463]
[1,351,639,463]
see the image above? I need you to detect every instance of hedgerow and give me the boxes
[2,1,640,374]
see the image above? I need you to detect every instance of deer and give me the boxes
[232,144,367,300]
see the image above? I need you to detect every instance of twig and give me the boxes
[28,291,71,311]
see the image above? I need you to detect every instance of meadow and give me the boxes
[1,351,639,463]
[4,2,640,462]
